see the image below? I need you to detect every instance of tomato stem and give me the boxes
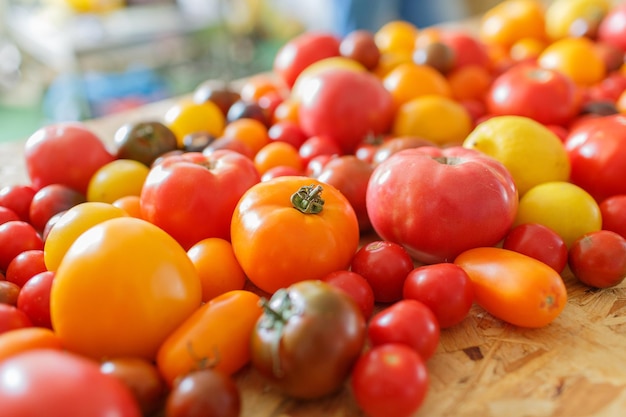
[291,184,325,214]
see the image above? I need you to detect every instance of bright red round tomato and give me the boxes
[0,206,19,225]
[351,343,429,417]
[0,185,36,222]
[17,270,55,328]
[565,114,626,202]
[0,221,44,272]
[597,3,626,52]
[267,120,308,149]
[297,68,394,154]
[403,263,474,328]
[321,269,375,319]
[350,240,414,303]
[5,249,47,288]
[367,299,440,361]
[486,63,580,126]
[0,303,32,334]
[298,135,342,168]
[24,122,115,194]
[600,194,626,239]
[502,223,569,273]
[569,230,626,288]
[0,349,142,417]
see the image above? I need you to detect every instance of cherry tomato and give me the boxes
[0,327,63,363]
[0,303,32,334]
[569,230,626,288]
[29,183,86,232]
[600,194,626,239]
[5,249,46,288]
[267,120,308,149]
[0,349,142,417]
[454,247,567,328]
[164,100,226,147]
[350,240,414,303]
[86,159,150,204]
[157,290,263,386]
[0,185,36,222]
[250,280,366,399]
[340,29,381,70]
[298,134,342,168]
[321,270,375,319]
[351,343,429,417]
[113,121,179,166]
[165,368,240,417]
[0,206,19,225]
[0,221,44,272]
[368,299,440,361]
[402,263,474,328]
[502,223,569,273]
[0,280,20,306]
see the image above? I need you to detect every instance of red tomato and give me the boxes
[24,122,115,194]
[140,150,260,250]
[438,29,490,70]
[0,349,142,417]
[5,249,47,288]
[298,135,342,168]
[0,185,36,222]
[598,4,626,52]
[569,230,626,288]
[297,68,394,154]
[565,114,626,202]
[29,184,86,232]
[321,270,375,319]
[351,344,429,417]
[454,247,567,328]
[17,271,55,328]
[367,299,440,361]
[600,194,626,239]
[402,263,474,328]
[0,206,19,225]
[350,240,414,303]
[0,303,32,334]
[267,120,308,149]
[486,63,580,126]
[273,32,341,88]
[367,146,518,264]
[502,223,569,273]
[0,221,44,272]
[0,281,20,306]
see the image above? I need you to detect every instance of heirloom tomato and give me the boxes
[454,247,567,328]
[51,217,202,361]
[231,176,359,294]
[250,280,366,399]
[0,349,141,417]
[366,146,518,264]
[157,290,262,386]
[140,150,260,250]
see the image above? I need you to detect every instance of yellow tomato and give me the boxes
[164,99,226,147]
[86,159,150,204]
[50,217,202,360]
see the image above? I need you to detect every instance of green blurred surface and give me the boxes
[0,104,45,143]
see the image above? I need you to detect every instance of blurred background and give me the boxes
[0,0,499,143]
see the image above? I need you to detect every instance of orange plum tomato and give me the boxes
[50,217,202,361]
[230,176,359,294]
[454,247,567,328]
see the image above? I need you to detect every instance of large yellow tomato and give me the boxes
[50,217,202,361]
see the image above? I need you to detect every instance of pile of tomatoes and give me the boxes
[2,0,626,416]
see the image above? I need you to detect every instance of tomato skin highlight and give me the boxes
[454,247,567,328]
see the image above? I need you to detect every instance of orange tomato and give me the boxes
[112,195,143,219]
[0,327,63,363]
[253,141,303,175]
[538,37,606,86]
[231,176,360,294]
[239,73,287,103]
[374,20,419,54]
[221,118,270,156]
[156,290,263,386]
[454,247,567,328]
[447,65,493,101]
[382,62,452,111]
[272,98,300,124]
[479,0,547,48]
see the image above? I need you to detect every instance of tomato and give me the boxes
[0,280,20,306]
[371,136,435,166]
[368,299,440,361]
[157,290,262,386]
[273,32,341,88]
[44,202,129,272]
[0,221,44,272]
[565,114,626,202]
[267,120,308,149]
[298,135,342,168]
[502,223,569,273]
[600,194,626,239]
[192,80,241,116]
[86,159,150,204]
[261,165,303,181]
[454,247,567,328]
[51,217,202,360]
[113,121,179,166]
[402,263,474,328]
[0,349,141,417]
[297,68,394,154]
[0,327,63,363]
[140,150,260,250]
[250,280,366,399]
[165,368,240,417]
[438,29,490,70]
[569,230,626,288]
[0,184,36,222]
[17,270,55,328]
[0,303,32,334]
[486,63,580,126]
[100,357,168,416]
[24,122,115,194]
[317,155,374,232]
[0,206,19,225]
[350,240,414,303]
[231,176,359,294]
[225,100,270,127]
[5,249,46,288]
[350,343,429,417]
[28,183,87,232]
[164,100,226,147]
[340,29,381,70]
[321,270,375,319]
[367,146,518,264]
[598,3,626,52]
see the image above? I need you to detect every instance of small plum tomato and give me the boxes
[16,270,55,328]
[502,223,569,273]
[350,240,414,303]
[351,343,429,417]
[402,263,474,328]
[600,195,626,239]
[321,270,375,319]
[5,249,46,288]
[0,221,44,272]
[367,299,440,361]
[569,230,626,288]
